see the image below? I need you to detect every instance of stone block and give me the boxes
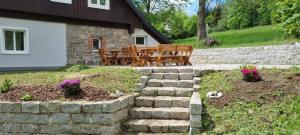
[175,88,193,97]
[190,115,202,128]
[1,124,21,133]
[163,80,177,87]
[119,95,131,109]
[179,68,193,73]
[22,102,40,114]
[157,87,175,96]
[71,114,91,124]
[136,83,146,92]
[50,113,70,124]
[177,80,194,88]
[152,108,170,119]
[114,108,128,121]
[139,76,150,83]
[139,68,153,76]
[149,120,169,133]
[90,114,114,125]
[21,124,39,133]
[193,85,200,92]
[141,87,158,96]
[190,92,202,115]
[147,80,161,87]
[151,73,164,79]
[130,108,152,119]
[0,102,21,113]
[154,97,172,108]
[163,73,179,80]
[190,127,201,135]
[40,125,72,134]
[39,101,61,113]
[179,73,194,80]
[135,96,153,107]
[194,77,201,85]
[14,114,49,124]
[82,102,102,113]
[61,102,82,113]
[101,100,121,113]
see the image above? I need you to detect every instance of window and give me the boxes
[88,0,110,10]
[0,27,29,54]
[135,36,146,45]
[50,0,72,4]
[92,38,101,50]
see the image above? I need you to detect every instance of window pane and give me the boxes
[93,39,100,49]
[15,31,25,51]
[136,37,145,45]
[100,0,106,5]
[91,0,97,4]
[4,31,14,51]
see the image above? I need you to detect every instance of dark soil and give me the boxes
[0,85,117,102]
[209,73,300,108]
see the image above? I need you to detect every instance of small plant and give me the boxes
[59,79,81,96]
[240,65,262,82]
[66,64,89,72]
[0,78,14,93]
[21,93,33,101]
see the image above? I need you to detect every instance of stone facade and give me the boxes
[66,24,133,65]
[0,95,135,135]
[191,44,300,65]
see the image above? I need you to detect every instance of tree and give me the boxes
[197,0,208,40]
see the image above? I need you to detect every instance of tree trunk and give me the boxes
[197,0,207,40]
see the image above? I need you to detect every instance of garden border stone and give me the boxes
[0,94,136,135]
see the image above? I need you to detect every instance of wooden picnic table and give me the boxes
[139,48,158,66]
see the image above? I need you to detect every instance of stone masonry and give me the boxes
[66,24,133,65]
[0,95,135,135]
[124,67,203,134]
[191,44,300,65]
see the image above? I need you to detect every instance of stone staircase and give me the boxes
[124,68,201,134]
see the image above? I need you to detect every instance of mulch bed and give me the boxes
[208,73,300,108]
[0,85,117,102]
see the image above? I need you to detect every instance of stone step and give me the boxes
[135,96,190,108]
[125,119,190,133]
[147,79,194,88]
[130,107,190,120]
[151,73,194,80]
[141,87,193,97]
[152,68,193,73]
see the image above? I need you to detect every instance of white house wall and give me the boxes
[133,28,160,46]
[0,17,67,68]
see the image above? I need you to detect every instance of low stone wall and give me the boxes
[191,44,300,65]
[0,95,135,135]
[189,92,202,134]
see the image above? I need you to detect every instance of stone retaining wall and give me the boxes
[0,95,135,135]
[191,44,300,65]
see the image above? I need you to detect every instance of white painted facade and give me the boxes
[0,17,67,68]
[132,28,160,47]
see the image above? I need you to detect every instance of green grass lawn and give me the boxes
[175,25,300,49]
[199,67,300,134]
[0,66,140,93]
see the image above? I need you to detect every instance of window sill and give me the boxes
[88,5,110,10]
[1,51,30,55]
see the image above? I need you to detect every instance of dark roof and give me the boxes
[124,0,171,44]
[0,0,170,44]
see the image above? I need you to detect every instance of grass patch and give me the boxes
[200,67,300,134]
[175,25,300,49]
[0,67,140,93]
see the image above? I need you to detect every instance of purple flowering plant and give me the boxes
[240,65,262,82]
[59,79,81,96]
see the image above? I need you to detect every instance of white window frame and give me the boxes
[0,26,30,55]
[134,36,147,46]
[88,0,110,10]
[92,38,101,51]
[50,0,72,4]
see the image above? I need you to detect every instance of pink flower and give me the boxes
[241,69,252,75]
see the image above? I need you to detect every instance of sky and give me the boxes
[184,0,223,16]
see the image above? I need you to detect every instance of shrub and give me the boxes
[0,78,13,93]
[66,64,89,72]
[59,79,81,96]
[21,93,33,101]
[240,65,262,82]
